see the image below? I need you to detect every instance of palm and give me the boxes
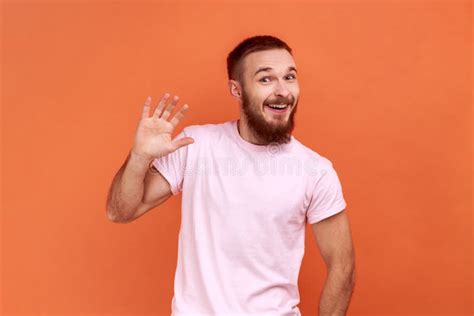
[135,117,173,156]
[132,94,193,159]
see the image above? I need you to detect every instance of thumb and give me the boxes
[171,137,195,150]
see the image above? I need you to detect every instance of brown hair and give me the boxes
[226,35,293,84]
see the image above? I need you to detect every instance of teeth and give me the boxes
[268,104,288,109]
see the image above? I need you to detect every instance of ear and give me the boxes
[228,79,242,100]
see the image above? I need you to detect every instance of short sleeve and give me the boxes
[151,129,190,195]
[306,162,347,224]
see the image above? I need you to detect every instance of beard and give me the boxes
[240,86,298,145]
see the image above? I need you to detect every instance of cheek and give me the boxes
[258,90,273,103]
[290,88,300,102]
[248,85,272,105]
[293,85,300,96]
[251,93,267,106]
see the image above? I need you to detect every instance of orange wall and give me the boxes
[1,1,472,315]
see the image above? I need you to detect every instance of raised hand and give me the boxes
[131,93,194,160]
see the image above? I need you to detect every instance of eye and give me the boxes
[259,74,297,83]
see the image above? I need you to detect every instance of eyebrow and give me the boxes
[254,66,298,76]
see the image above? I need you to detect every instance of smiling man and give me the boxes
[106,35,356,315]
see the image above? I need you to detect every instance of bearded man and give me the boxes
[107,34,356,316]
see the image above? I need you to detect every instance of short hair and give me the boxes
[226,35,293,84]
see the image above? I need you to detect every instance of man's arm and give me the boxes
[106,151,172,223]
[312,209,356,316]
[105,93,192,223]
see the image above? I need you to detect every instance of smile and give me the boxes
[264,103,290,113]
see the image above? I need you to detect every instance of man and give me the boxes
[106,35,356,315]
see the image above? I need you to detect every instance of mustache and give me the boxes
[264,96,294,105]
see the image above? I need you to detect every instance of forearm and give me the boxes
[318,266,355,316]
[106,150,152,222]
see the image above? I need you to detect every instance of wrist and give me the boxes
[129,149,153,165]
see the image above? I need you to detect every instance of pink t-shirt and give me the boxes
[152,119,347,316]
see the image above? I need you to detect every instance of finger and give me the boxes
[161,95,180,120]
[171,136,194,151]
[153,93,171,118]
[169,104,189,128]
[141,96,152,119]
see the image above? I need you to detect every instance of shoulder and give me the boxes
[289,137,343,187]
[180,120,232,138]
[290,137,334,172]
[291,140,346,200]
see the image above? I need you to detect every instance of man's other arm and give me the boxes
[312,210,356,316]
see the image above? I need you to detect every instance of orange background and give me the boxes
[1,1,472,315]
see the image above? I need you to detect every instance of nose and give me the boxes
[274,80,290,98]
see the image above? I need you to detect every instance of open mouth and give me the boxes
[264,103,291,113]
